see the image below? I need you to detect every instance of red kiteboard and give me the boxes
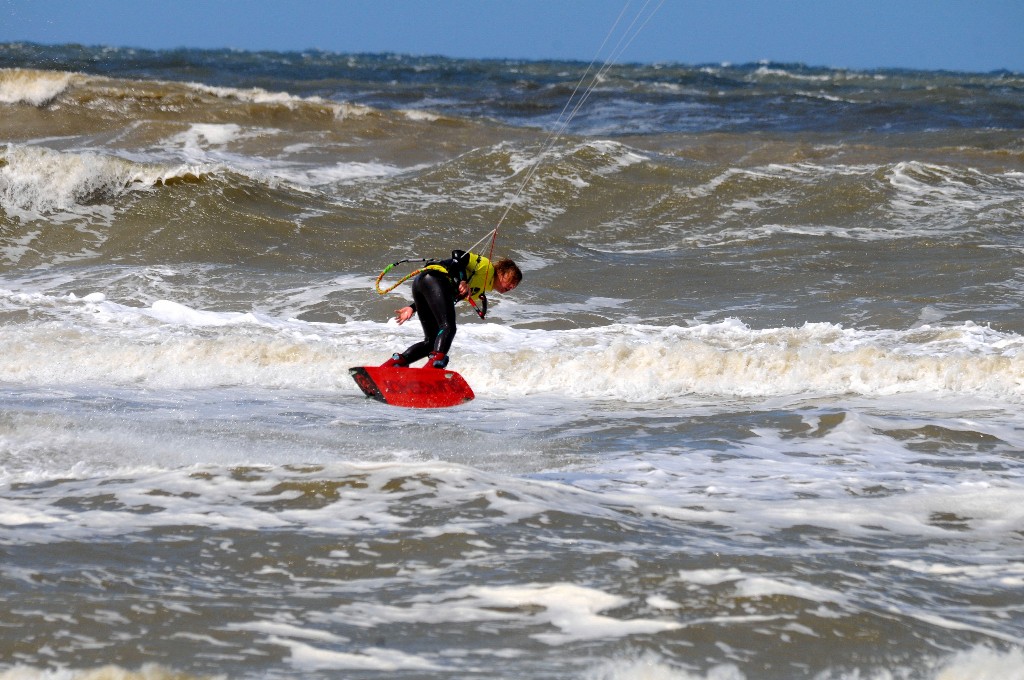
[349,366,475,408]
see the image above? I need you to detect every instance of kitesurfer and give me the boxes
[382,250,522,369]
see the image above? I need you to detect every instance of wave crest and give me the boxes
[0,144,209,217]
[1,292,1021,403]
[0,67,75,106]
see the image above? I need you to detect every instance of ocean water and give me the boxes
[1,43,1024,680]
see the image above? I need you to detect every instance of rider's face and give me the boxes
[494,271,518,294]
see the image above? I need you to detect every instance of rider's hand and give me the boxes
[395,306,415,325]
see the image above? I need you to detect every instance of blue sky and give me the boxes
[2,0,1022,73]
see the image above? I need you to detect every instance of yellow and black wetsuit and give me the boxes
[399,250,496,365]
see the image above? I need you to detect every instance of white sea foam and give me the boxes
[0,664,221,680]
[1,289,1022,402]
[320,582,680,645]
[277,638,441,671]
[887,559,1024,588]
[273,160,417,187]
[171,122,251,148]
[0,68,75,106]
[935,646,1024,680]
[732,576,849,605]
[886,161,1024,229]
[402,109,441,122]
[538,139,647,170]
[2,411,1021,546]
[157,122,421,186]
[0,419,1020,671]
[751,65,833,82]
[581,646,1024,680]
[584,456,1024,544]
[185,81,373,119]
[668,160,1024,245]
[460,319,1024,402]
[584,655,743,680]
[0,144,209,218]
[1,646,1018,680]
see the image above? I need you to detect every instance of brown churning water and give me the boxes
[1,45,1023,679]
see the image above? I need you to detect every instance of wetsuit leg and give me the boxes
[401,271,457,362]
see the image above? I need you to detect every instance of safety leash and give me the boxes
[375,259,448,295]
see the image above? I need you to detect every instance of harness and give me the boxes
[375,256,487,319]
